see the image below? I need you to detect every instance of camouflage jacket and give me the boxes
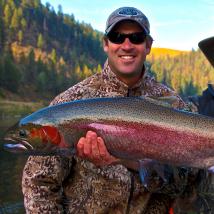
[22,60,189,214]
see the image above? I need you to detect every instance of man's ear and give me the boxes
[145,38,153,55]
[103,37,109,53]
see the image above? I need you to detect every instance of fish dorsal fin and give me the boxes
[141,95,178,108]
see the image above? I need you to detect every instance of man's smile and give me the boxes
[120,55,135,59]
[119,55,136,63]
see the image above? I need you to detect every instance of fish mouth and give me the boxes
[3,137,34,153]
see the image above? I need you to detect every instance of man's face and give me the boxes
[103,21,152,78]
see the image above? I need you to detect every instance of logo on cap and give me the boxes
[118,8,139,16]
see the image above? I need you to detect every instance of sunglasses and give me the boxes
[106,32,148,44]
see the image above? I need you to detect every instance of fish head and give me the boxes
[3,122,66,155]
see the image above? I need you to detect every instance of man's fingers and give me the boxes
[77,137,85,157]
[83,137,92,156]
[77,131,119,166]
[97,137,108,159]
[91,141,100,160]
[86,131,101,160]
[86,130,97,139]
[97,137,119,164]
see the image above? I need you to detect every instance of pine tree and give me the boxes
[37,33,44,49]
[24,49,36,82]
[3,4,12,27]
[10,8,19,29]
[21,18,27,29]
[21,0,34,8]
[8,0,15,10]
[17,7,23,17]
[0,11,4,52]
[1,54,21,92]
[57,4,63,16]
[18,30,23,44]
[50,48,57,64]
[34,0,41,8]
[0,58,3,84]
[82,64,92,78]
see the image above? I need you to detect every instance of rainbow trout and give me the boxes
[3,97,214,175]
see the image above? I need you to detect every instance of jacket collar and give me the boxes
[101,60,148,91]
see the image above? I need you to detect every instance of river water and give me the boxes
[0,118,27,214]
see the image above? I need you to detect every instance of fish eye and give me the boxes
[19,130,27,137]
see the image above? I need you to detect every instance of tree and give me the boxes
[17,7,23,17]
[21,0,34,8]
[36,71,47,91]
[46,60,58,94]
[96,64,102,73]
[1,54,21,92]
[18,30,23,44]
[3,4,12,27]
[23,49,36,83]
[0,58,3,84]
[50,48,57,64]
[57,4,63,16]
[35,59,48,91]
[33,0,41,8]
[37,33,44,49]
[0,13,4,52]
[45,2,51,11]
[82,64,92,78]
[10,8,19,30]
[21,17,27,29]
[8,0,15,10]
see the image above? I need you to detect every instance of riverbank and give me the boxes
[0,100,46,119]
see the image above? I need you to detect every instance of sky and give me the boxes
[41,0,214,51]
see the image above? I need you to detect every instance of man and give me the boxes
[22,7,189,213]
[189,36,214,117]
[180,36,214,213]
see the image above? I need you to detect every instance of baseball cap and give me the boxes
[198,36,214,67]
[105,7,150,35]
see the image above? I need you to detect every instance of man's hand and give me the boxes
[77,131,119,167]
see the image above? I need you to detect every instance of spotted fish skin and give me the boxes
[4,97,214,170]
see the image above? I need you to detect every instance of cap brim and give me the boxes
[105,18,148,35]
[198,37,214,67]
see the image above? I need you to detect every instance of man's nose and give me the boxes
[121,38,134,50]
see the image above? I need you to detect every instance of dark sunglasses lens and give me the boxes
[107,32,124,44]
[130,33,147,44]
[107,32,147,44]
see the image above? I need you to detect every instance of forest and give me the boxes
[0,0,213,101]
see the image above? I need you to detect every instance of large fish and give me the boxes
[3,97,214,183]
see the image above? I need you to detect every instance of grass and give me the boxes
[0,100,46,118]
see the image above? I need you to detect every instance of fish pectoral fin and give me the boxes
[139,159,173,189]
[208,166,214,173]
[139,159,153,188]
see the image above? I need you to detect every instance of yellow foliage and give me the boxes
[11,42,49,63]
[148,48,189,60]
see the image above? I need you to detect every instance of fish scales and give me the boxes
[4,97,214,170]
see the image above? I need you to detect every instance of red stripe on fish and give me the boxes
[30,126,61,145]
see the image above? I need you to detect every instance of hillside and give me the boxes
[0,0,105,101]
[0,0,213,102]
[149,47,189,59]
